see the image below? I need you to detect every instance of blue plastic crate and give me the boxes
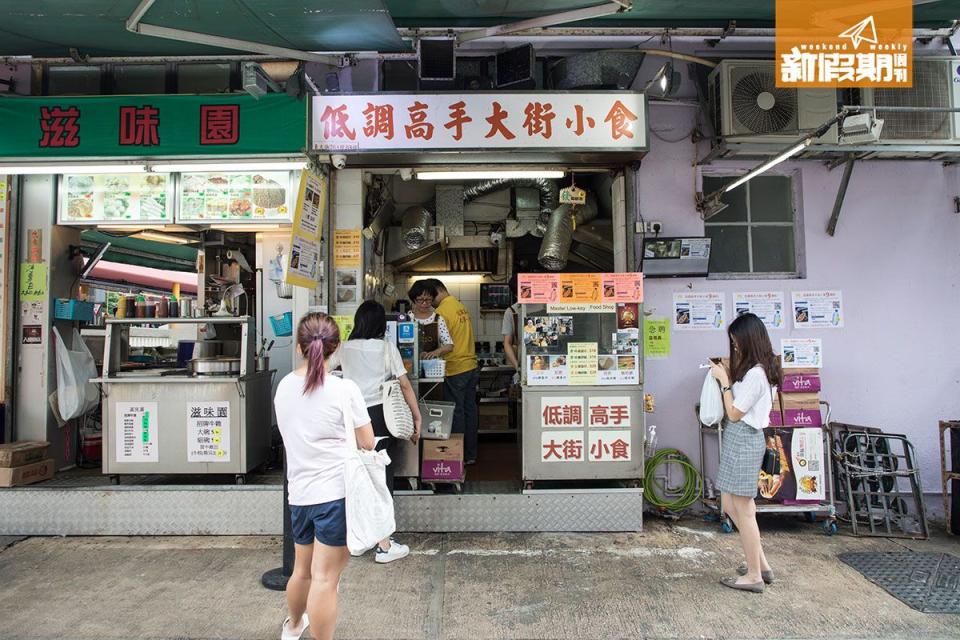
[54,298,95,322]
[270,312,293,337]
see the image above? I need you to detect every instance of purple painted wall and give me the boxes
[640,102,960,500]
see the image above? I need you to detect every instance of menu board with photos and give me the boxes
[178,171,293,222]
[59,173,172,224]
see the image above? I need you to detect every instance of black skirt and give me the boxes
[367,403,399,490]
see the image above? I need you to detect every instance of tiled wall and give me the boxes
[402,276,508,352]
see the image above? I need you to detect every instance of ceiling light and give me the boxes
[723,140,811,193]
[416,170,566,180]
[0,164,147,175]
[148,161,307,173]
[135,231,196,245]
[840,113,884,145]
[210,224,286,232]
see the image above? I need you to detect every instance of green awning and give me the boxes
[81,229,198,273]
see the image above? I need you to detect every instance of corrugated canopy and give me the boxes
[81,229,199,273]
[0,0,409,57]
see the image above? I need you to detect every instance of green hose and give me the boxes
[644,448,703,511]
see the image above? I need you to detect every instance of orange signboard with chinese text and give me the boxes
[312,94,647,151]
[776,0,912,87]
[558,274,602,304]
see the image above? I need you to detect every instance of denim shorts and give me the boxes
[290,498,347,547]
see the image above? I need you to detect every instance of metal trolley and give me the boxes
[698,400,838,535]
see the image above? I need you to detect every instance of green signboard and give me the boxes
[0,94,306,158]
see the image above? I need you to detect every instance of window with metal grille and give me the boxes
[703,174,802,278]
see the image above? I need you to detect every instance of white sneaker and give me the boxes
[281,613,309,640]
[375,539,410,564]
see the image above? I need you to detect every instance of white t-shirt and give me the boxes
[501,303,520,339]
[275,372,371,506]
[327,339,408,407]
[732,365,776,430]
[413,312,453,346]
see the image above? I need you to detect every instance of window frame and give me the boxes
[701,167,806,280]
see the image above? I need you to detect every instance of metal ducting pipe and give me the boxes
[400,206,433,249]
[538,194,599,271]
[463,178,559,216]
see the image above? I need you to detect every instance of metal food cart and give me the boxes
[95,316,272,483]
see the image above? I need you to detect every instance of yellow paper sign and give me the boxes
[644,318,671,359]
[567,342,599,385]
[332,315,355,342]
[19,263,47,301]
[333,229,362,267]
[286,169,327,289]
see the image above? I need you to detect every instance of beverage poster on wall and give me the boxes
[601,273,644,303]
[673,292,725,330]
[734,292,785,329]
[792,290,843,329]
[559,274,602,303]
[518,273,559,303]
[781,338,823,368]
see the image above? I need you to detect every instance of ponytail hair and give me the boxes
[296,312,341,394]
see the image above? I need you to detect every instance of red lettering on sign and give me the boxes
[38,106,80,148]
[319,104,356,140]
[484,101,516,140]
[590,405,609,426]
[543,439,563,460]
[603,100,638,140]
[362,103,395,140]
[404,101,434,140]
[611,438,630,460]
[522,102,555,139]
[610,405,629,426]
[119,105,160,146]
[444,101,472,141]
[590,439,611,460]
[562,439,583,461]
[200,105,240,145]
[564,104,596,136]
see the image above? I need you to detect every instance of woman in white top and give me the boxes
[407,280,453,360]
[328,300,421,564]
[274,312,375,640]
[708,312,782,594]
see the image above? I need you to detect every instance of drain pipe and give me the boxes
[538,194,599,271]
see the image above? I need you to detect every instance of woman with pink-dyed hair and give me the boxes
[274,312,375,640]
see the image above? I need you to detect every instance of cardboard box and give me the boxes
[780,393,822,427]
[479,403,510,429]
[0,441,50,468]
[421,434,464,482]
[781,368,822,394]
[769,393,784,427]
[0,458,54,487]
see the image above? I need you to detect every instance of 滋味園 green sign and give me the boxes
[0,94,306,158]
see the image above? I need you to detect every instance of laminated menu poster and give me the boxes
[115,402,158,463]
[597,354,639,385]
[567,342,599,385]
[179,171,291,221]
[601,272,644,303]
[734,292,785,330]
[187,402,231,463]
[558,274,602,303]
[287,235,320,288]
[292,171,326,238]
[60,173,171,223]
[518,273,559,303]
[792,290,843,329]
[789,428,826,502]
[526,354,569,385]
[673,292,725,330]
[781,338,823,368]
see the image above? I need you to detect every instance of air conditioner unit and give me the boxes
[845,58,960,144]
[708,60,839,145]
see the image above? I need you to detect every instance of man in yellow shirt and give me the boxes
[423,278,479,464]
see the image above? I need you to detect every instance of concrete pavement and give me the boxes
[0,517,958,639]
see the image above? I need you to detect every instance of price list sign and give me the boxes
[187,402,231,462]
[115,402,158,463]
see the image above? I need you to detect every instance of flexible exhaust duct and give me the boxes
[400,206,433,249]
[538,193,599,271]
[463,178,559,217]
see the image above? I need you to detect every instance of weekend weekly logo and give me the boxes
[776,0,913,88]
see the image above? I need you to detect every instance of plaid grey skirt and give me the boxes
[716,420,765,497]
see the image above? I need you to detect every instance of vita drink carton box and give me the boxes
[780,393,822,427]
[781,368,822,393]
[421,434,464,482]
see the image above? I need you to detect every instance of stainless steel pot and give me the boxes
[188,356,241,376]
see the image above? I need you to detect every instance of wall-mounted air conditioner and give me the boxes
[708,60,839,145]
[844,58,960,145]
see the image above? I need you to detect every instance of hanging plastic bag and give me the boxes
[698,370,725,426]
[52,327,100,420]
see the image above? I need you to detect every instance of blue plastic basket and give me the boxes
[54,298,95,322]
[270,312,293,337]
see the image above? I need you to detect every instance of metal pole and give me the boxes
[261,451,294,591]
[826,154,856,237]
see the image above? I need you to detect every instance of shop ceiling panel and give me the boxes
[384,0,958,29]
[0,1,409,57]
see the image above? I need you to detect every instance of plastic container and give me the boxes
[157,296,169,318]
[418,401,456,439]
[169,297,179,318]
[53,299,95,322]
[125,296,137,318]
[144,297,157,318]
[269,312,293,337]
[420,358,446,379]
[115,296,127,318]
[135,296,146,318]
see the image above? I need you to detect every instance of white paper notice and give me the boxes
[588,431,632,462]
[681,238,710,259]
[781,338,823,369]
[288,235,319,283]
[187,402,231,462]
[115,402,158,463]
[792,290,843,329]
[792,428,825,501]
[540,396,585,428]
[673,292,725,330]
[734,292,785,330]
[541,430,585,462]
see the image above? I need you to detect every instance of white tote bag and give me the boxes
[698,370,725,426]
[52,326,100,421]
[341,391,397,555]
[381,341,414,440]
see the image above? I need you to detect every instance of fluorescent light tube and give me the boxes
[136,231,195,245]
[210,224,285,232]
[416,170,566,180]
[723,140,811,193]
[149,161,307,173]
[0,164,147,175]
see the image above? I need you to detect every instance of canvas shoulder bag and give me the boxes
[340,386,396,555]
[380,340,415,440]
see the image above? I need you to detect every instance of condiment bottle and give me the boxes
[135,295,146,318]
[125,295,137,318]
[157,296,169,318]
[144,296,157,318]
[115,296,127,318]
[169,296,179,318]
